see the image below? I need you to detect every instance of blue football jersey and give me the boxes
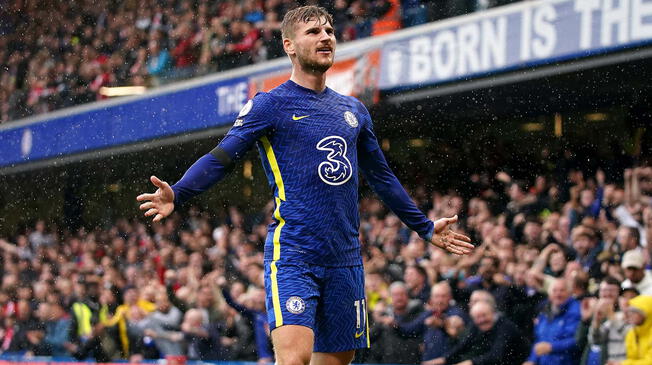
[225,81,375,266]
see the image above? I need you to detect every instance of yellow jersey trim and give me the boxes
[260,136,285,201]
[260,136,285,327]
[270,197,286,326]
[270,260,283,326]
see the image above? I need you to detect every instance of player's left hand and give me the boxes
[430,215,474,255]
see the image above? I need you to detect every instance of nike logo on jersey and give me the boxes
[355,331,364,338]
[292,114,309,121]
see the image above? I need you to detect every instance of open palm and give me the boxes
[430,215,474,255]
[136,176,175,222]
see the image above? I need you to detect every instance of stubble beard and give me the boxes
[296,50,333,74]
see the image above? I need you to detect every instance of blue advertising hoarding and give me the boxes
[379,0,652,90]
[0,77,251,168]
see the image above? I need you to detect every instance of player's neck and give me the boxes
[289,68,326,93]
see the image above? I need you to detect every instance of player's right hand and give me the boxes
[136,175,175,222]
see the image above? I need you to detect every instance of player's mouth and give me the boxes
[316,46,333,55]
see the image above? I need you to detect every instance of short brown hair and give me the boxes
[281,5,333,39]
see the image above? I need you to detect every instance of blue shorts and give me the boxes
[264,260,369,353]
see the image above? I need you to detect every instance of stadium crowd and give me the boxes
[0,0,521,124]
[1,163,652,365]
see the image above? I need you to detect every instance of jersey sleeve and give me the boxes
[171,93,275,206]
[223,92,276,150]
[356,102,381,153]
[356,102,435,240]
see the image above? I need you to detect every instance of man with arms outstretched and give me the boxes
[137,6,474,365]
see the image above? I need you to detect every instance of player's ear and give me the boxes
[283,37,295,56]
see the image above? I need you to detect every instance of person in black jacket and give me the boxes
[428,300,530,365]
[367,281,425,364]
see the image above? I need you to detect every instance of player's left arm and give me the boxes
[356,104,473,255]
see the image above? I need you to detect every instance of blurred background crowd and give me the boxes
[0,0,521,124]
[1,163,652,364]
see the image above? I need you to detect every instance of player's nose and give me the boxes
[318,30,334,43]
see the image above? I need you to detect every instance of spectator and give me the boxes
[68,280,111,362]
[468,289,496,310]
[368,281,424,364]
[568,185,602,227]
[462,256,512,312]
[531,243,568,290]
[570,226,602,277]
[332,0,355,41]
[398,282,469,362]
[28,220,54,250]
[507,262,547,338]
[431,300,530,365]
[525,278,582,365]
[619,295,652,365]
[142,291,184,357]
[350,1,373,39]
[503,179,539,228]
[404,265,430,304]
[576,277,628,365]
[219,278,272,364]
[12,300,37,343]
[18,300,46,356]
[620,251,652,295]
[225,20,261,68]
[39,301,72,357]
[201,17,229,72]
[180,308,221,361]
[0,316,18,353]
[146,40,171,85]
[218,304,257,361]
[616,226,641,254]
[123,305,160,361]
[103,285,156,358]
[170,21,200,79]
[365,272,389,311]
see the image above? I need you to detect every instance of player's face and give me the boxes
[287,17,336,73]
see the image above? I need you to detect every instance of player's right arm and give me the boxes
[137,95,274,222]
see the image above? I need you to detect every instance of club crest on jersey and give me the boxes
[238,100,253,117]
[344,111,358,128]
[233,118,244,127]
[286,296,305,314]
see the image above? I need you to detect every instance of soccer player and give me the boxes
[137,6,474,365]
